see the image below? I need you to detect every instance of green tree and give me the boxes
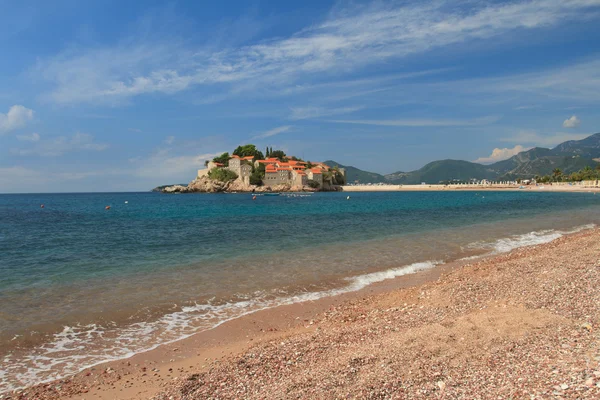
[208,168,238,182]
[249,164,265,186]
[232,144,264,160]
[552,168,562,182]
[265,146,270,157]
[270,149,287,161]
[212,152,230,166]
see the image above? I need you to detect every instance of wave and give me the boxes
[468,223,595,254]
[1,223,595,394]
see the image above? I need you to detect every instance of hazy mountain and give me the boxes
[385,160,497,184]
[330,132,600,184]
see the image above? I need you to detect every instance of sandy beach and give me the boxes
[8,227,600,399]
[341,183,600,192]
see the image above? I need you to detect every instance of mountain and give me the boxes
[385,160,498,184]
[552,132,600,158]
[323,160,387,184]
[330,132,600,184]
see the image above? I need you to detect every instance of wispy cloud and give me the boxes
[164,135,175,145]
[513,105,540,110]
[289,106,363,120]
[16,132,40,142]
[563,115,581,128]
[0,105,34,134]
[475,145,529,164]
[501,130,591,147]
[329,116,499,127]
[35,1,600,105]
[251,125,292,140]
[11,132,108,156]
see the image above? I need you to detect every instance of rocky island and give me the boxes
[157,144,345,193]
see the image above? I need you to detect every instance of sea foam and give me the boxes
[1,224,595,394]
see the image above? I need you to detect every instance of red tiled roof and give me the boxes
[214,162,224,166]
[258,160,278,164]
[310,168,322,174]
[230,155,240,159]
[242,156,254,160]
[276,167,291,171]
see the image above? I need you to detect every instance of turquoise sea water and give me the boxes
[1,190,599,391]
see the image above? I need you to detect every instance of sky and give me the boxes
[1,0,600,193]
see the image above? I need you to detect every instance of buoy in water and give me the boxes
[346,196,350,200]
[105,206,111,210]
[40,204,44,208]
[124,201,128,204]
[252,195,257,200]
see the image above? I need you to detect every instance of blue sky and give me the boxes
[1,0,600,192]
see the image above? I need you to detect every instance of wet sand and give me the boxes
[8,229,600,399]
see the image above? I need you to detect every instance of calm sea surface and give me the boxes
[1,190,599,391]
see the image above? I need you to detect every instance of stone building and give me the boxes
[227,155,253,185]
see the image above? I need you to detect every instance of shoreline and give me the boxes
[9,226,600,399]
[341,183,600,192]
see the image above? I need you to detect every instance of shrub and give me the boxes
[208,168,238,182]
[307,179,320,188]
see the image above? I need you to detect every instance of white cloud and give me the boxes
[289,106,363,120]
[251,125,292,140]
[16,132,40,142]
[131,148,220,180]
[35,1,600,104]
[12,132,108,156]
[501,130,591,147]
[329,116,499,127]
[475,145,529,164]
[562,115,581,128]
[165,135,175,145]
[0,105,34,134]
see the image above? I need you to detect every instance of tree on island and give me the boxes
[233,144,264,160]
[212,152,230,166]
[250,163,266,186]
[270,149,287,161]
[208,168,238,182]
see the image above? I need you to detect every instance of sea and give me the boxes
[1,190,599,392]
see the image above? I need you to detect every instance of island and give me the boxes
[158,144,346,193]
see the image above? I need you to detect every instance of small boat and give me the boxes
[264,193,280,197]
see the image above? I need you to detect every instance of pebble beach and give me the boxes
[9,227,600,399]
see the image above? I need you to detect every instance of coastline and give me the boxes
[341,183,600,192]
[10,227,600,399]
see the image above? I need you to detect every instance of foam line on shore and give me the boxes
[1,223,595,394]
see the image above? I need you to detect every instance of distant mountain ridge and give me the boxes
[326,132,600,184]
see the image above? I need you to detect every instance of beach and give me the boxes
[341,183,600,192]
[9,227,600,399]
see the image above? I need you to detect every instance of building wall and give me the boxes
[308,172,323,186]
[293,173,307,187]
[263,171,292,186]
[240,164,252,185]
